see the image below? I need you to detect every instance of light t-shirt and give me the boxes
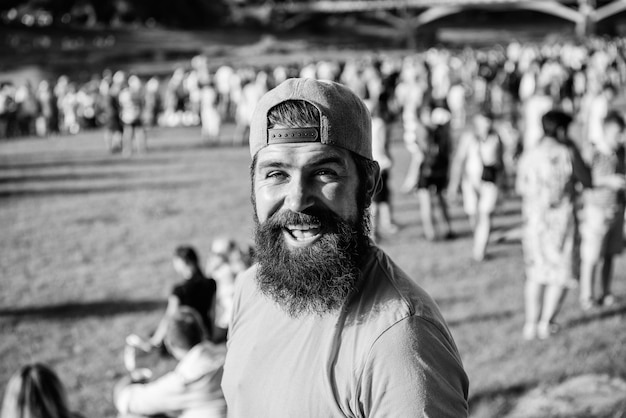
[222,246,469,417]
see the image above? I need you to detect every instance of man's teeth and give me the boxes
[287,225,320,239]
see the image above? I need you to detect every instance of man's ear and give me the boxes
[364,161,381,207]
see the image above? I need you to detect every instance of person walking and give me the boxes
[516,109,591,340]
[579,111,626,310]
[448,110,505,261]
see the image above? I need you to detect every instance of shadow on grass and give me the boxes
[566,304,626,328]
[0,299,166,320]
[0,179,201,198]
[434,294,475,308]
[447,309,516,327]
[0,171,134,184]
[0,155,174,172]
[468,382,530,418]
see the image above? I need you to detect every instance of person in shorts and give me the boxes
[579,110,626,310]
[414,102,454,240]
[448,110,505,261]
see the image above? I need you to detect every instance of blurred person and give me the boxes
[516,109,591,340]
[521,84,554,152]
[412,102,454,241]
[163,67,188,127]
[14,80,38,137]
[200,80,222,145]
[398,58,429,194]
[214,65,235,121]
[205,237,252,340]
[1,363,84,418]
[182,70,201,126]
[584,84,617,148]
[447,79,467,130]
[118,74,147,155]
[579,111,626,310]
[448,110,505,261]
[148,245,219,348]
[115,306,227,418]
[272,65,289,87]
[142,76,161,128]
[75,81,98,130]
[232,72,267,146]
[35,79,59,137]
[99,78,123,153]
[338,59,366,99]
[366,92,399,240]
[518,59,543,105]
[54,75,70,134]
[59,82,80,135]
[222,78,469,416]
[396,58,427,160]
[0,82,18,138]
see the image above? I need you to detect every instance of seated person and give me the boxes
[205,237,253,335]
[150,246,219,347]
[1,362,84,418]
[114,306,227,418]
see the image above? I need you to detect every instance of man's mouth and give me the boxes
[283,223,322,246]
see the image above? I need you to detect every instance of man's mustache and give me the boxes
[264,208,338,229]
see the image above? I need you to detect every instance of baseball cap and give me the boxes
[249,78,372,160]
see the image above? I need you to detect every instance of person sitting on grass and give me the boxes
[114,306,227,418]
[1,363,84,418]
[579,110,626,310]
[149,245,219,348]
[205,237,253,339]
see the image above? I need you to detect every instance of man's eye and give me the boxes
[265,171,287,180]
[316,169,337,178]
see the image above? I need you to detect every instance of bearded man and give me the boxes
[221,78,469,417]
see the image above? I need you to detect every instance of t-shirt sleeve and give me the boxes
[357,316,469,417]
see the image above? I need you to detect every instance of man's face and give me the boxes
[253,142,361,247]
[251,142,371,317]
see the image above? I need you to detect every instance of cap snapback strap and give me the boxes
[267,127,319,144]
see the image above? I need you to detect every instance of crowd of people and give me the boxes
[2,35,626,416]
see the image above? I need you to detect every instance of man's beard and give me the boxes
[253,207,371,318]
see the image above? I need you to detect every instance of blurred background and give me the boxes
[1,0,625,83]
[2,1,626,417]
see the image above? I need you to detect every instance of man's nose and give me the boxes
[285,176,314,213]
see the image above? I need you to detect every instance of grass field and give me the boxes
[2,125,626,417]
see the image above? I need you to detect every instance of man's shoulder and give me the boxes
[354,246,448,333]
[230,264,262,306]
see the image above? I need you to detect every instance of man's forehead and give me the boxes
[255,142,354,167]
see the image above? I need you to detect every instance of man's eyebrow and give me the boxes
[256,160,289,170]
[307,155,348,167]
